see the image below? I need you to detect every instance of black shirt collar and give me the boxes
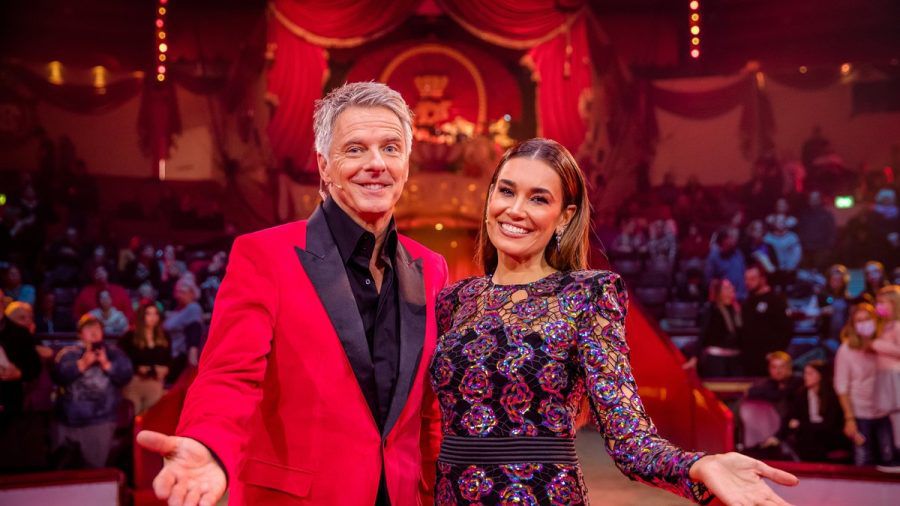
[321,197,398,266]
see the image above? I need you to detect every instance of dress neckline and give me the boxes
[488,270,564,288]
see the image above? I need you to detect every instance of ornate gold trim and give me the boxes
[379,43,488,133]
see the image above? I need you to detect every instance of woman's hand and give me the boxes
[689,453,798,506]
[843,419,866,445]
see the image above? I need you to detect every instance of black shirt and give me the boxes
[321,197,400,429]
[741,290,792,376]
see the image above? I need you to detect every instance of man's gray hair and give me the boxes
[313,82,414,159]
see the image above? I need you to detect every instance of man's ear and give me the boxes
[316,152,328,182]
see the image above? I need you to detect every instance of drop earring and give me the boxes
[555,228,563,253]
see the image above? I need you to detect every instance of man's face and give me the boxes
[317,106,408,225]
[79,323,103,345]
[745,268,764,293]
[94,266,108,285]
[768,358,792,382]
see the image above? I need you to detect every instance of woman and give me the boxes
[765,360,846,462]
[162,278,204,383]
[430,139,797,505]
[872,285,900,452]
[88,289,129,338]
[121,303,170,414]
[834,303,895,465]
[699,279,743,377]
[816,264,851,352]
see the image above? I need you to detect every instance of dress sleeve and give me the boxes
[575,272,713,504]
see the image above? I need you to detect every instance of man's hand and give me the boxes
[136,431,227,506]
[96,348,112,372]
[77,350,97,372]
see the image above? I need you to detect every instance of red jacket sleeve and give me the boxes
[176,235,277,481]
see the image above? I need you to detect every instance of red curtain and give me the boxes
[138,77,182,163]
[266,20,327,176]
[435,0,584,49]
[271,0,422,47]
[767,68,842,90]
[643,74,775,159]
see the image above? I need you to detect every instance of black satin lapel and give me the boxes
[296,209,379,420]
[383,245,426,436]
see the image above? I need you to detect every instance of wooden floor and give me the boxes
[577,428,693,506]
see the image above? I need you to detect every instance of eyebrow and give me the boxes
[498,179,552,195]
[342,135,404,147]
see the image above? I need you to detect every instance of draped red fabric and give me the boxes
[644,75,774,158]
[272,0,421,46]
[528,14,593,155]
[266,20,327,175]
[434,0,584,48]
[767,68,842,90]
[138,78,182,162]
[6,64,142,115]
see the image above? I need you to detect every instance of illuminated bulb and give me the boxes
[157,73,165,81]
[435,223,444,231]
[156,19,164,28]
[690,26,700,35]
[840,63,852,75]
[159,7,166,15]
[690,1,699,10]
[159,43,168,53]
[799,66,808,74]
[47,60,64,85]
[157,65,166,74]
[159,31,166,40]
[692,37,700,45]
[159,54,166,62]
[691,49,700,58]
[450,241,459,249]
[691,13,699,22]
[91,65,107,89]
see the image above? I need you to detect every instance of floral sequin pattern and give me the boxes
[431,271,712,505]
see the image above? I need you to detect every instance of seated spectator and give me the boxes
[741,265,793,376]
[121,303,170,415]
[0,296,42,472]
[835,303,895,466]
[44,226,84,288]
[162,278,204,382]
[816,264,852,352]
[678,223,709,263]
[158,244,187,306]
[796,191,836,270]
[73,266,133,323]
[88,290,129,338]
[869,189,900,260]
[873,286,900,454]
[763,214,802,287]
[82,245,115,287]
[122,243,161,291]
[674,268,706,303]
[765,360,847,462]
[747,351,804,421]
[610,217,647,260]
[646,219,677,273]
[35,291,75,334]
[198,250,227,312]
[51,314,133,468]
[705,227,747,299]
[2,265,36,306]
[854,260,889,305]
[740,220,777,274]
[699,279,743,377]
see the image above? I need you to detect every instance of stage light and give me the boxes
[691,49,700,58]
[159,43,168,53]
[834,196,854,209]
[47,60,63,85]
[690,26,700,35]
[690,1,699,10]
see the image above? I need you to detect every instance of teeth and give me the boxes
[501,223,529,235]
[361,184,387,190]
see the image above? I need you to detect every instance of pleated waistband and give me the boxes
[438,435,578,465]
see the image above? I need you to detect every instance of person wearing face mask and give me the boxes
[834,304,895,466]
[872,285,900,456]
[431,139,798,505]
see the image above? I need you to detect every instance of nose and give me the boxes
[506,197,526,218]
[365,148,387,171]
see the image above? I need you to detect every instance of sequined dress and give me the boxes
[429,270,712,505]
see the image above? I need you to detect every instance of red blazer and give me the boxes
[177,208,447,505]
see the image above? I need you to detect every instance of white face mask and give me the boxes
[855,320,876,337]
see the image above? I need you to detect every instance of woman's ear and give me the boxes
[559,204,577,230]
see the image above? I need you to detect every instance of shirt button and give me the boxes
[365,279,372,285]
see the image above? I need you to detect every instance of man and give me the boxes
[138,82,448,505]
[746,351,803,420]
[740,265,793,376]
[705,227,747,300]
[52,314,133,468]
[0,294,41,419]
[795,191,836,270]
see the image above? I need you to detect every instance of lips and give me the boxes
[354,182,392,191]
[498,222,531,237]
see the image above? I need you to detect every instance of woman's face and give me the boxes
[144,305,160,328]
[486,157,574,266]
[719,280,736,305]
[853,309,877,337]
[828,272,845,291]
[803,365,822,389]
[98,290,113,310]
[876,296,894,320]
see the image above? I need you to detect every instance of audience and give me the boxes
[835,303,895,466]
[747,351,804,420]
[741,265,793,376]
[162,278,204,382]
[51,314,133,468]
[705,227,747,299]
[3,265,36,306]
[73,266,133,322]
[699,279,744,377]
[872,286,900,453]
[815,264,852,352]
[121,303,170,415]
[88,289,129,338]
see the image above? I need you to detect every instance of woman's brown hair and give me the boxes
[840,302,881,350]
[475,138,591,275]
[131,302,169,349]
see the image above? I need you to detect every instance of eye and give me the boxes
[498,187,514,196]
[346,146,362,154]
[384,144,400,154]
[530,195,548,204]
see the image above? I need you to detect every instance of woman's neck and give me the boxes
[493,252,556,285]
